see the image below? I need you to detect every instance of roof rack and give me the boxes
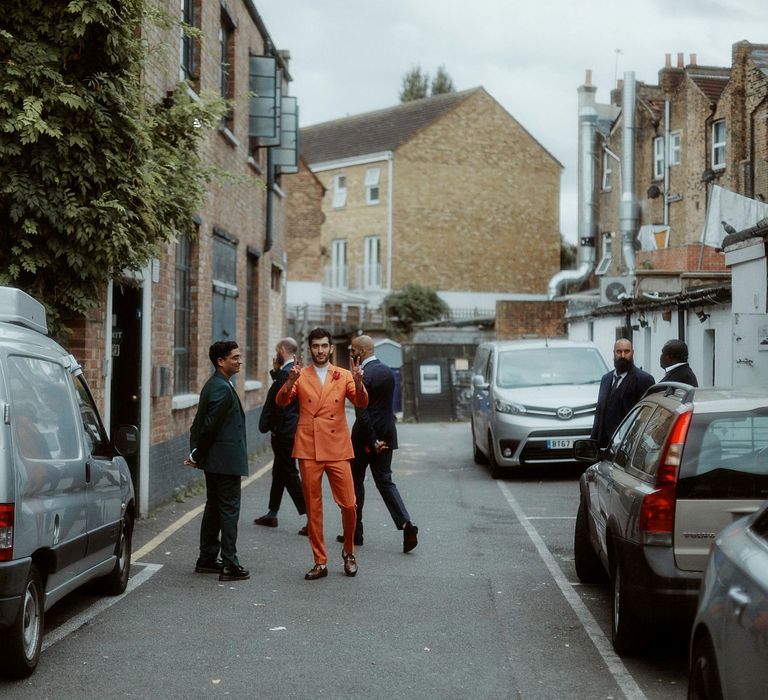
[643,381,696,403]
[0,287,48,335]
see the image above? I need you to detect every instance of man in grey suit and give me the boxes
[187,341,250,582]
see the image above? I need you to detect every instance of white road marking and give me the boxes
[497,481,647,700]
[133,460,272,561]
[42,563,163,651]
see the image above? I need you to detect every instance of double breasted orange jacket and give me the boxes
[276,363,368,461]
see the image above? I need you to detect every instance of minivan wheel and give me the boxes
[98,514,133,596]
[471,422,487,465]
[0,564,43,679]
[574,499,607,584]
[610,557,648,654]
[688,634,723,700]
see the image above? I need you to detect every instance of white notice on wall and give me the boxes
[420,364,441,394]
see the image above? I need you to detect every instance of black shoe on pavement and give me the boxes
[195,558,223,574]
[219,565,250,581]
[403,521,419,553]
[298,525,309,536]
[335,533,363,546]
[254,514,278,527]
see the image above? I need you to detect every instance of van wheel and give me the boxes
[472,423,487,465]
[574,499,607,584]
[610,557,648,654]
[488,434,504,479]
[688,633,723,700]
[98,514,133,596]
[0,564,43,679]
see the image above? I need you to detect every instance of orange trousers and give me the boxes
[299,458,357,565]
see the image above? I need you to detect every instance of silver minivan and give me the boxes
[0,288,137,678]
[470,339,607,477]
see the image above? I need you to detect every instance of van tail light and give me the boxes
[0,503,13,561]
[639,410,692,545]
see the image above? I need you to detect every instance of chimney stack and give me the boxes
[690,53,697,66]
[677,52,684,68]
[665,53,672,68]
[585,69,592,86]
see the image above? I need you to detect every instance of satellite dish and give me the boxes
[605,281,628,302]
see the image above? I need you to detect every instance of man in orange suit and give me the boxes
[276,327,368,580]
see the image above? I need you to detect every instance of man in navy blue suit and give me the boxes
[337,335,418,552]
[660,339,698,386]
[591,337,655,448]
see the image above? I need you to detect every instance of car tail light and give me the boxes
[0,503,13,561]
[639,410,692,545]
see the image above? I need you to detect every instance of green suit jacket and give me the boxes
[189,371,248,476]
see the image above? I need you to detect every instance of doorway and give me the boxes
[111,284,142,497]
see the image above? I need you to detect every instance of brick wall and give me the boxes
[283,159,326,283]
[495,300,568,340]
[636,244,727,271]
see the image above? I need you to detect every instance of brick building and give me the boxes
[286,88,563,331]
[67,1,297,514]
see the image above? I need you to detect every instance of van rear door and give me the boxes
[675,411,768,571]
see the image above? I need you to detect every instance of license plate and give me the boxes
[547,439,573,450]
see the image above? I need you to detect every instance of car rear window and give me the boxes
[677,411,768,499]
[495,348,606,388]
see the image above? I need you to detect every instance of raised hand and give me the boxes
[287,354,302,385]
[350,354,364,386]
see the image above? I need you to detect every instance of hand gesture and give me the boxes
[374,440,389,453]
[286,355,302,385]
[350,354,364,386]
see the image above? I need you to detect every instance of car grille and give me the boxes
[521,403,596,419]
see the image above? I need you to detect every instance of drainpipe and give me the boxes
[385,151,393,290]
[620,71,638,273]
[139,262,152,518]
[265,149,274,252]
[547,70,597,299]
[664,99,670,227]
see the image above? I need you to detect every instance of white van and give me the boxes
[0,288,137,678]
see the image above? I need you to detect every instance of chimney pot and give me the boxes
[690,53,697,65]
[585,69,592,86]
[617,78,624,91]
[677,52,684,68]
[665,53,672,68]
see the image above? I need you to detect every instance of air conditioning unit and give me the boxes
[599,276,634,305]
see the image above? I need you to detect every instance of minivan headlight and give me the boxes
[494,399,526,415]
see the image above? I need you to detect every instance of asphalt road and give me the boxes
[1,422,689,699]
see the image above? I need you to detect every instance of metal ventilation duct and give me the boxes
[619,71,638,273]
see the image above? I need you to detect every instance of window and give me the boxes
[614,405,655,470]
[365,168,381,204]
[595,233,613,276]
[329,239,347,288]
[219,11,235,131]
[212,231,238,341]
[332,174,347,208]
[601,150,612,191]
[174,236,192,394]
[606,405,643,462]
[72,375,111,457]
[712,120,726,169]
[179,0,196,83]
[271,265,282,292]
[245,253,259,380]
[363,236,381,289]
[670,131,681,166]
[630,407,674,476]
[653,136,665,180]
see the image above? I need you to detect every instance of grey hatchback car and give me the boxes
[573,384,768,654]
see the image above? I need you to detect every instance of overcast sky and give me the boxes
[258,0,768,243]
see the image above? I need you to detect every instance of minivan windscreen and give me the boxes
[496,348,607,389]
[677,411,768,499]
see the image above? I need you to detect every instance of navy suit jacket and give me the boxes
[258,362,299,440]
[190,371,248,476]
[590,365,656,447]
[351,358,398,451]
[662,363,698,387]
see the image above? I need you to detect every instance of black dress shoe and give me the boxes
[335,533,363,546]
[195,559,223,574]
[298,525,309,536]
[304,564,328,581]
[254,515,278,527]
[219,565,250,581]
[342,551,358,577]
[403,521,419,553]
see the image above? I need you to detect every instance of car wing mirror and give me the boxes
[114,424,139,456]
[472,374,489,390]
[573,438,600,463]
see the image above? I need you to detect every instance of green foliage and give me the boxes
[0,0,227,333]
[400,65,456,103]
[560,234,577,269]
[384,283,449,334]
[430,65,455,96]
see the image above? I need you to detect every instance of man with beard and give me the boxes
[590,338,655,448]
[276,327,367,580]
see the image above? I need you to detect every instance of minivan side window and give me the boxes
[629,407,674,476]
[71,375,111,457]
[7,356,79,461]
[613,405,655,470]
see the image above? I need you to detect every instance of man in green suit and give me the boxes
[187,341,250,582]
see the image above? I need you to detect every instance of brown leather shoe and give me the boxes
[403,521,419,553]
[342,551,358,577]
[254,515,278,527]
[298,525,308,536]
[304,564,328,581]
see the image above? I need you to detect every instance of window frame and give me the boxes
[212,231,238,342]
[245,252,259,380]
[363,235,381,289]
[669,131,681,166]
[219,10,235,132]
[712,120,726,170]
[601,150,612,191]
[179,0,197,84]
[174,236,192,395]
[365,167,381,205]
[330,239,347,289]
[332,174,347,209]
[653,136,665,181]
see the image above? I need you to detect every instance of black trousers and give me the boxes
[268,436,306,515]
[200,472,242,568]
[351,448,410,534]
